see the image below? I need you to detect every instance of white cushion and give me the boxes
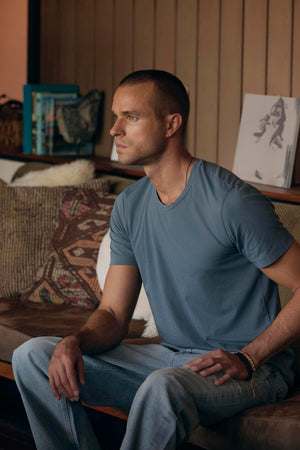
[10,159,95,187]
[96,231,158,337]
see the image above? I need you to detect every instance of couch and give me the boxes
[1,160,300,449]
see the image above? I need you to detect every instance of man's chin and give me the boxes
[117,153,141,166]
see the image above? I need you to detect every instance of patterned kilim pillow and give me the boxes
[0,178,106,299]
[21,186,116,308]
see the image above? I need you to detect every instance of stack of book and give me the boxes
[23,84,94,156]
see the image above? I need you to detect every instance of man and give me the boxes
[13,70,300,449]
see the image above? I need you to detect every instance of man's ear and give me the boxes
[165,113,183,138]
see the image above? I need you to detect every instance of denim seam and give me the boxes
[60,396,80,449]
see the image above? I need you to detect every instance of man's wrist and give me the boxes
[63,334,81,348]
[235,351,256,379]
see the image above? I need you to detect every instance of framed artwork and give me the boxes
[233,94,300,188]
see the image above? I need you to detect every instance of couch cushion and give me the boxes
[0,298,152,363]
[0,324,31,364]
[273,201,300,308]
[273,202,300,238]
[0,178,107,300]
[100,174,137,195]
[21,187,116,308]
[272,202,300,382]
[0,298,92,362]
[189,388,300,449]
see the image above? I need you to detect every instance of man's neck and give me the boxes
[144,148,194,206]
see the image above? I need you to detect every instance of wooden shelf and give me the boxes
[250,182,300,204]
[1,148,299,203]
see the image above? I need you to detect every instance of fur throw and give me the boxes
[10,159,95,187]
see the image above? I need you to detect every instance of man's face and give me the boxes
[110,82,169,166]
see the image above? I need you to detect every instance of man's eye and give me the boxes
[128,115,138,121]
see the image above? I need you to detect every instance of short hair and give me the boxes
[119,70,190,136]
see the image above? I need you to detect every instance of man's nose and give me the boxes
[110,118,124,137]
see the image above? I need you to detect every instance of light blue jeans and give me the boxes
[12,337,289,450]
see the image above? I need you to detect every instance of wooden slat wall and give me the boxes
[243,0,268,98]
[176,0,198,156]
[293,0,300,98]
[57,0,76,84]
[218,0,243,170]
[40,0,300,170]
[134,0,155,70]
[268,0,293,96]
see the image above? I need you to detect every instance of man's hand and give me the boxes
[48,336,85,401]
[183,349,249,386]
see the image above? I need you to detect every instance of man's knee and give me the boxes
[137,367,188,402]
[130,368,199,441]
[12,336,60,376]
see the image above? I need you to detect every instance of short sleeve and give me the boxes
[109,194,137,266]
[221,183,294,268]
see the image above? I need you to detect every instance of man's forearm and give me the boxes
[48,307,129,401]
[71,307,129,355]
[242,287,300,368]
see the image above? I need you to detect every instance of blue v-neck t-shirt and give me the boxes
[110,159,294,369]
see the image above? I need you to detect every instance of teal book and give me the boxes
[44,96,80,155]
[36,92,78,155]
[23,84,79,154]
